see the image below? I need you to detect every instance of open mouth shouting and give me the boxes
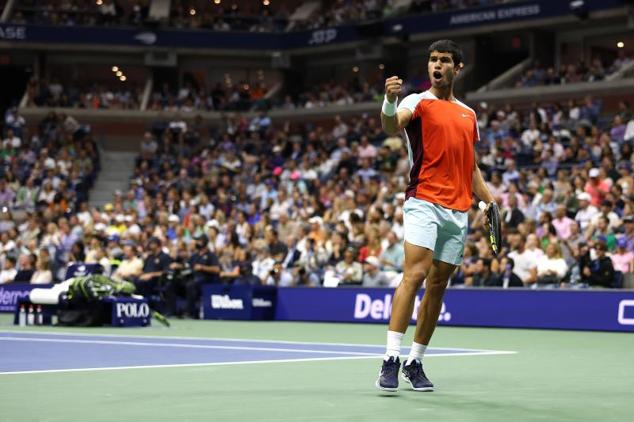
[432,71,443,82]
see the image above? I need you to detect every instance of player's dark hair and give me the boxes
[428,39,463,66]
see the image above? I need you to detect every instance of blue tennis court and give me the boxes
[3,320,633,422]
[0,331,514,374]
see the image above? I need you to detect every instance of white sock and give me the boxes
[384,330,404,360]
[406,342,427,365]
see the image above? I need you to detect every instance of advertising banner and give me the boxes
[384,0,623,37]
[275,287,634,332]
[202,284,277,320]
[105,297,151,327]
[0,283,52,313]
[0,0,623,50]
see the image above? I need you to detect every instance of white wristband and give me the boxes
[382,95,397,116]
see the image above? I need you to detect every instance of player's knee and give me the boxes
[402,266,428,290]
[426,275,449,294]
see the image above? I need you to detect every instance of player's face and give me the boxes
[428,51,460,88]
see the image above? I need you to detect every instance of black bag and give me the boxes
[537,274,560,284]
[57,299,108,327]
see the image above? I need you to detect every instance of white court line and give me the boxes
[0,351,517,376]
[0,330,506,353]
[0,337,377,356]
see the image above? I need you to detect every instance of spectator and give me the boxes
[297,238,328,286]
[623,216,634,252]
[477,258,501,287]
[585,215,617,252]
[137,237,172,297]
[575,192,599,231]
[280,235,301,270]
[498,256,524,288]
[362,256,391,287]
[0,180,16,206]
[380,231,404,272]
[252,242,276,284]
[590,200,620,231]
[585,168,610,207]
[536,242,568,285]
[0,256,17,284]
[330,247,363,286]
[580,241,615,288]
[30,257,53,284]
[487,172,506,200]
[502,160,520,186]
[552,204,576,240]
[533,188,557,220]
[113,245,143,281]
[265,225,288,262]
[235,261,263,286]
[185,234,220,317]
[14,254,35,282]
[452,243,483,286]
[611,237,634,274]
[358,228,382,263]
[507,235,537,286]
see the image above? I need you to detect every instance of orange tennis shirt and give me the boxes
[398,90,479,212]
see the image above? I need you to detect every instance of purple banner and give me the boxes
[202,284,277,320]
[275,287,634,332]
[0,283,52,313]
[104,297,151,327]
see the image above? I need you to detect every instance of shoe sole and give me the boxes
[402,373,434,392]
[375,379,398,393]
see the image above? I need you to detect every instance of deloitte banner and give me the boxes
[0,284,52,313]
[275,288,634,332]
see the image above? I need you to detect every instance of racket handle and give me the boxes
[478,201,487,211]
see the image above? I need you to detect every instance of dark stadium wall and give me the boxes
[531,31,556,68]
[472,33,530,87]
[0,65,30,113]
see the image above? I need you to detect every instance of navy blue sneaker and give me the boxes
[375,356,400,392]
[402,360,434,391]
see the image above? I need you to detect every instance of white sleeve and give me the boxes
[397,93,421,113]
[625,120,634,142]
[556,260,568,278]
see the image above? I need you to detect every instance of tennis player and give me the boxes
[376,40,495,392]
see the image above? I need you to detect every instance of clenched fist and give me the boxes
[384,76,403,103]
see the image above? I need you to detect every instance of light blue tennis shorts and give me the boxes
[403,196,469,266]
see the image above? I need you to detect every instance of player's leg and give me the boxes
[387,241,433,334]
[401,259,456,392]
[402,206,467,392]
[376,242,433,392]
[376,197,437,392]
[412,259,456,345]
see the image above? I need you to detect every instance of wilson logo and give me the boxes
[211,295,244,310]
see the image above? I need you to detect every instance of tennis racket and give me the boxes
[479,201,501,256]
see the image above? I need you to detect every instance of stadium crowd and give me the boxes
[515,51,632,88]
[11,0,150,27]
[0,108,100,284]
[10,0,522,32]
[2,89,634,315]
[25,78,143,110]
[148,78,384,112]
[26,73,383,112]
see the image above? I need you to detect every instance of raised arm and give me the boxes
[381,76,413,136]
